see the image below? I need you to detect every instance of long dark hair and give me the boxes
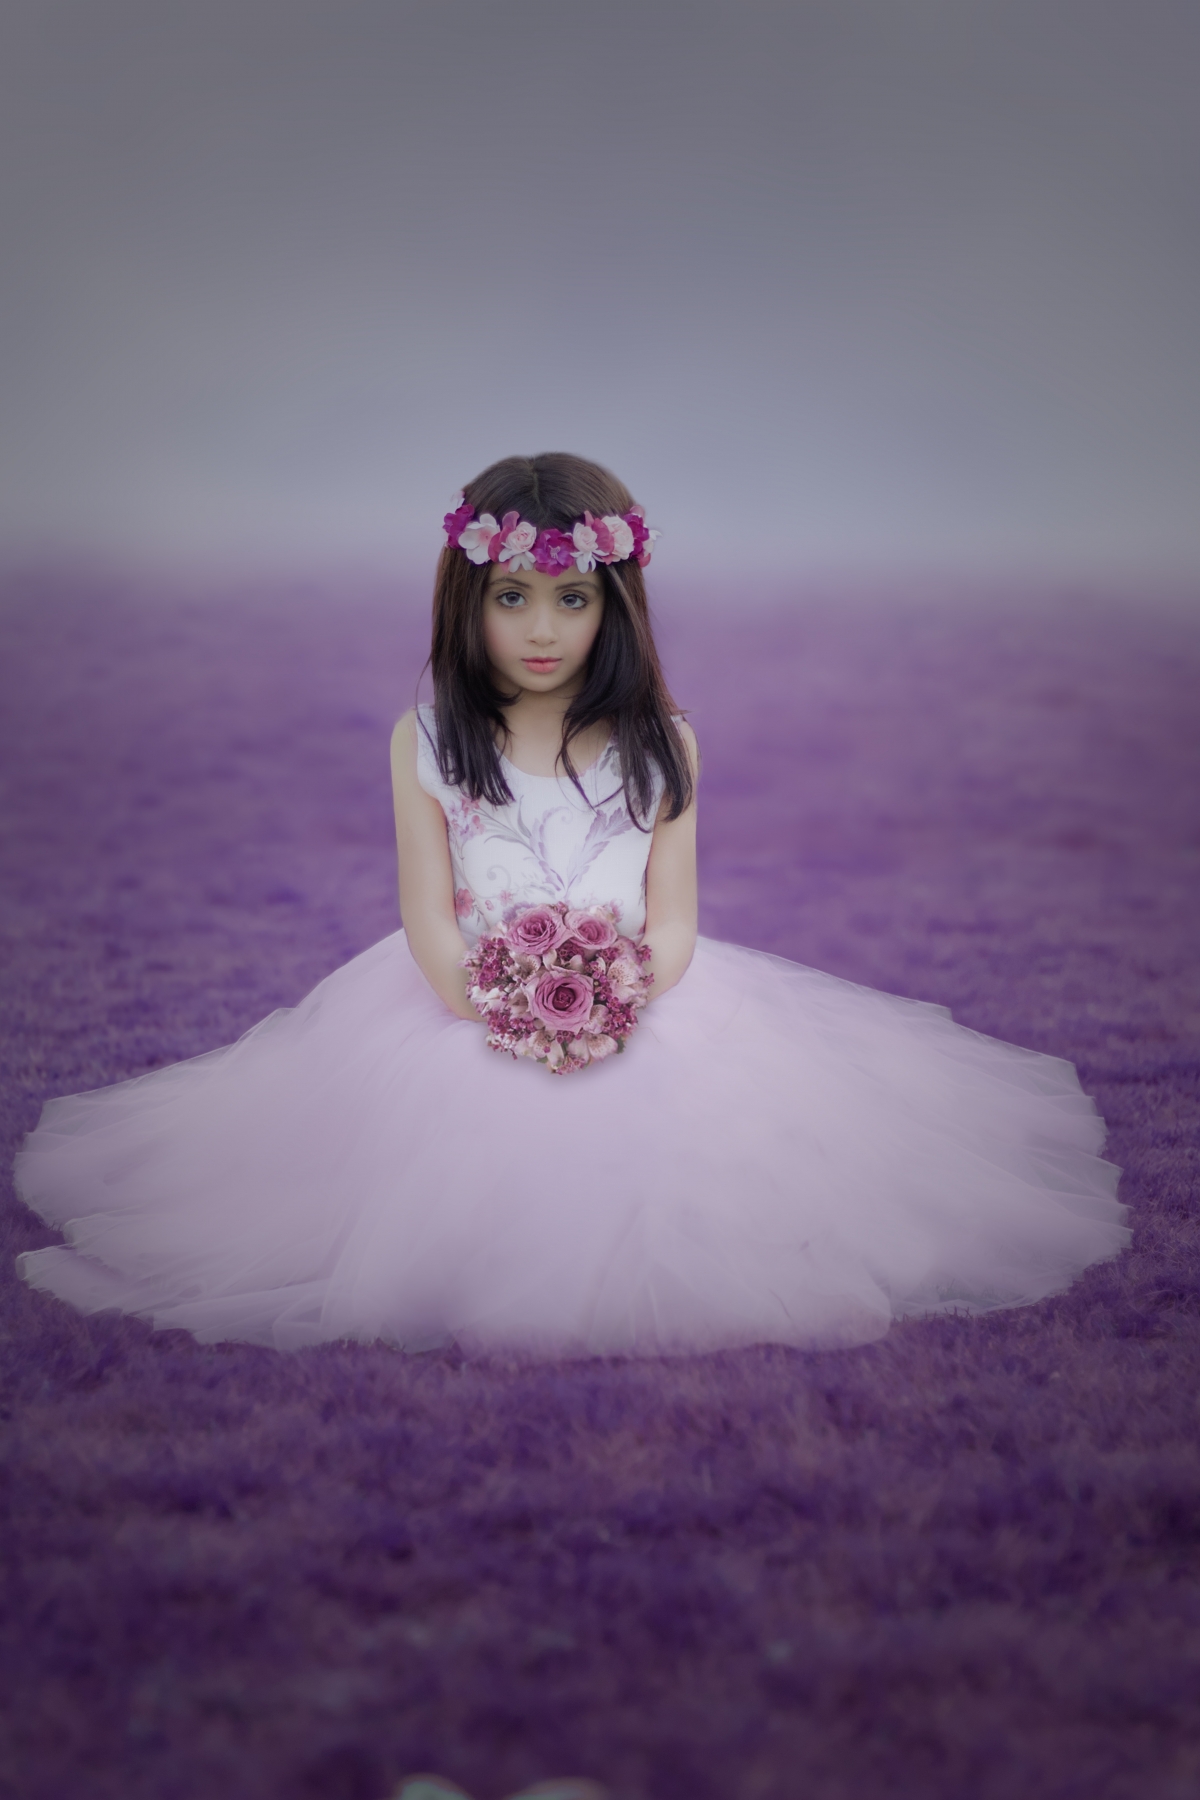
[428,452,692,824]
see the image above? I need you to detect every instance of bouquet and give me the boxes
[461,903,653,1074]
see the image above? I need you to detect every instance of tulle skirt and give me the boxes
[15,933,1129,1357]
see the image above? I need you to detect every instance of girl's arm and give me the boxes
[389,711,480,1022]
[641,720,700,1001]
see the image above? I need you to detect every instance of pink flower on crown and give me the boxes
[458,512,499,564]
[600,515,635,562]
[571,514,601,572]
[534,528,576,575]
[594,516,618,562]
[497,514,539,571]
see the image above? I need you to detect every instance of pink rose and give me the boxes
[506,906,569,956]
[563,908,619,951]
[528,968,594,1032]
[571,516,600,572]
[599,514,635,561]
[497,513,538,572]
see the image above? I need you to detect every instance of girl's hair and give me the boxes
[429,452,693,824]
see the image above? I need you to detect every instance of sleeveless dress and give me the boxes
[15,707,1129,1357]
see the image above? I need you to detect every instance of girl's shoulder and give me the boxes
[671,715,700,778]
[390,706,445,799]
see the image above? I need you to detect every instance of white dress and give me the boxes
[15,708,1129,1357]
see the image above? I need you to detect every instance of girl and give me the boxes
[16,453,1129,1356]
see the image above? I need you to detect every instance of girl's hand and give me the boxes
[390,711,483,1022]
[641,720,700,1000]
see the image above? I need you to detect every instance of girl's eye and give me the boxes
[559,592,589,611]
[496,591,525,608]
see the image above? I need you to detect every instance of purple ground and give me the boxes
[2,575,1199,1800]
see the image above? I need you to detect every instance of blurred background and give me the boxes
[2,0,1198,589]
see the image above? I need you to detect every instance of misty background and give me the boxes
[2,0,1198,584]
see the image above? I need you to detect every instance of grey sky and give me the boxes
[2,0,1198,578]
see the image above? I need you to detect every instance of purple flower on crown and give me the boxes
[443,494,476,548]
[625,508,658,566]
[533,528,576,575]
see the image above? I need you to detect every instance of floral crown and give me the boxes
[443,494,659,576]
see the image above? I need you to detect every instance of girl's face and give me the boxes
[482,564,605,699]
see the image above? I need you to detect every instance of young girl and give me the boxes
[16,453,1129,1356]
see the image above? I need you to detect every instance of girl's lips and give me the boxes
[523,657,561,670]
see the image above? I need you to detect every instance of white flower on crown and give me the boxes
[601,515,635,561]
[571,520,600,572]
[498,518,539,572]
[458,513,499,564]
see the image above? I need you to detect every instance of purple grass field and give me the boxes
[2,575,1199,1800]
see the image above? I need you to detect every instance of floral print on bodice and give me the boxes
[415,705,662,945]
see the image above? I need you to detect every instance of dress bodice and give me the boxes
[414,705,661,944]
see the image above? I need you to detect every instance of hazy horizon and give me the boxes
[3,0,1198,584]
